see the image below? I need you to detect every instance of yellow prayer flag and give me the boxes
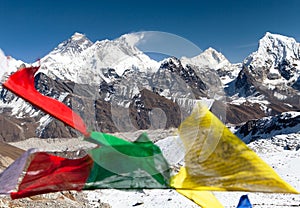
[171,102,298,193]
[176,189,224,208]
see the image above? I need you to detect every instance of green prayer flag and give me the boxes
[84,132,171,189]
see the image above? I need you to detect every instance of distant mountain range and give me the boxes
[0,32,299,142]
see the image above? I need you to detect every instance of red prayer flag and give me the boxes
[3,66,88,136]
[11,152,93,199]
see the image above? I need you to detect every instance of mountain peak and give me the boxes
[262,32,295,42]
[258,32,299,54]
[244,32,300,66]
[239,32,300,101]
[160,56,182,68]
[71,32,87,41]
[201,47,227,62]
[49,33,93,57]
[205,47,219,53]
[181,47,231,69]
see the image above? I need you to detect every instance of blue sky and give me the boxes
[0,0,300,63]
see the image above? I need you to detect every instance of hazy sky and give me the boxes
[0,0,299,63]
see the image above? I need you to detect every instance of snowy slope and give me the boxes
[38,32,94,82]
[0,50,25,82]
[0,50,34,119]
[181,48,241,85]
[236,111,300,144]
[0,50,8,81]
[215,152,300,208]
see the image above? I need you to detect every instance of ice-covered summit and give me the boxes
[227,32,300,115]
[38,32,160,82]
[234,32,300,99]
[181,47,230,69]
[50,32,93,56]
[38,32,94,82]
[181,48,241,85]
[258,32,300,61]
[84,33,159,77]
[244,32,300,84]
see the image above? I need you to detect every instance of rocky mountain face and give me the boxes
[226,32,300,114]
[0,32,299,142]
[236,111,300,142]
[234,111,300,151]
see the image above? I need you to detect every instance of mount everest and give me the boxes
[0,32,299,143]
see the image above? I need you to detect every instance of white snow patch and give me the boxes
[273,91,288,100]
[86,189,200,208]
[230,97,247,105]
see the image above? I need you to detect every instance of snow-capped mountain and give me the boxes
[244,32,300,89]
[230,32,300,98]
[51,32,93,56]
[226,32,300,120]
[38,33,95,82]
[1,32,300,208]
[86,34,160,76]
[181,47,241,85]
[39,33,159,84]
[0,32,299,142]
[181,47,230,69]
